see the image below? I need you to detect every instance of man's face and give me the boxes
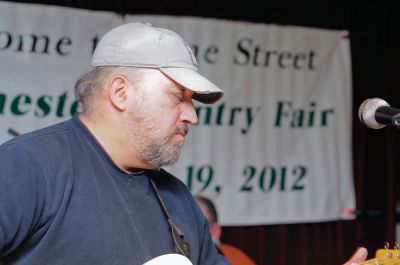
[195,198,221,243]
[125,69,198,169]
[197,199,213,225]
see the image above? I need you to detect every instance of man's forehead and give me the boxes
[164,76,194,96]
[113,67,194,97]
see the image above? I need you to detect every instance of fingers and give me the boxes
[344,247,368,265]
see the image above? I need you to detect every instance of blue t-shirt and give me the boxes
[0,115,229,265]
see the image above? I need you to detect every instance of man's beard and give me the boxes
[127,108,189,170]
[137,124,188,169]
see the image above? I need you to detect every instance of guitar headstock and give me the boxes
[361,242,400,265]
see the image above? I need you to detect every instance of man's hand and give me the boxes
[343,247,368,265]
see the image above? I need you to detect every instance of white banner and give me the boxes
[0,1,355,225]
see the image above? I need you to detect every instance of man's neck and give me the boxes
[78,112,149,174]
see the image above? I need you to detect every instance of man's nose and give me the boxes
[181,99,199,125]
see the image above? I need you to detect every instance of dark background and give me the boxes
[3,1,400,264]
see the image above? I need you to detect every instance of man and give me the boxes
[0,22,227,265]
[195,195,257,265]
[0,22,367,265]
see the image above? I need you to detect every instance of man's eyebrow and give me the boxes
[166,84,185,94]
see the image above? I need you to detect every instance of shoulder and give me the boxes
[0,118,78,192]
[219,243,256,265]
[0,119,74,153]
[0,120,70,173]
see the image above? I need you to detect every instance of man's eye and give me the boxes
[175,94,184,102]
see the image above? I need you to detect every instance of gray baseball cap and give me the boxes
[91,22,224,104]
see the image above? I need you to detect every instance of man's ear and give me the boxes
[108,75,128,111]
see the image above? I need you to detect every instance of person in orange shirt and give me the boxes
[195,195,257,265]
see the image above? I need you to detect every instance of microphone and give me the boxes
[358,98,400,129]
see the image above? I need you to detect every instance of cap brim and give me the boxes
[160,68,223,104]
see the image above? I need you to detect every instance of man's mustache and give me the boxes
[175,125,189,136]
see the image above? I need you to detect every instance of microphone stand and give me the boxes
[375,107,400,129]
[393,113,400,129]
